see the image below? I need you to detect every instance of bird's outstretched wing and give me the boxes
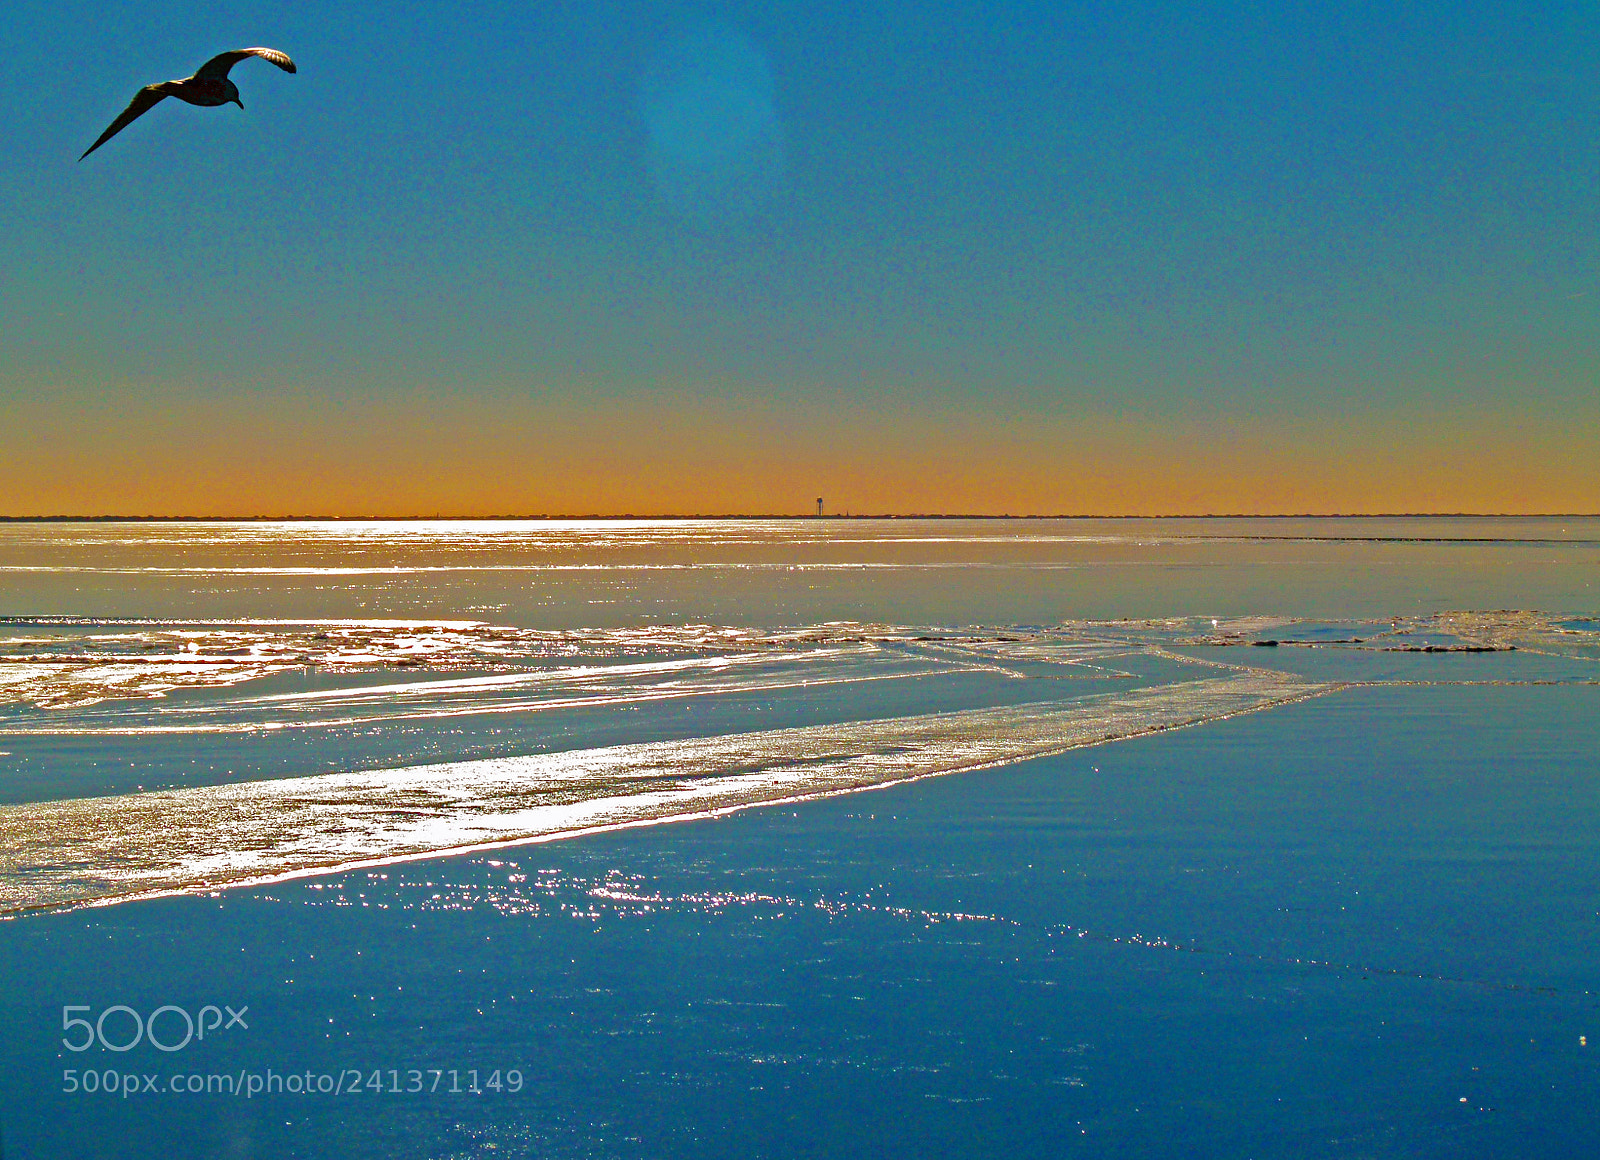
[194,47,297,80]
[79,86,168,160]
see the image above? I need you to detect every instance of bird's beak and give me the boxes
[233,97,244,109]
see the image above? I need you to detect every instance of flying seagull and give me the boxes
[80,47,297,161]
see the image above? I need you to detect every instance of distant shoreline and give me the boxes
[1,513,1596,523]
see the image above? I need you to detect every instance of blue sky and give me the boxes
[1,0,1595,513]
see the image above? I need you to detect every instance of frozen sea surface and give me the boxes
[0,519,1595,1158]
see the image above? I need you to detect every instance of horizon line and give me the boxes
[3,512,1597,523]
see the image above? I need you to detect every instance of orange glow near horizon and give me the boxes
[4,391,1594,518]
